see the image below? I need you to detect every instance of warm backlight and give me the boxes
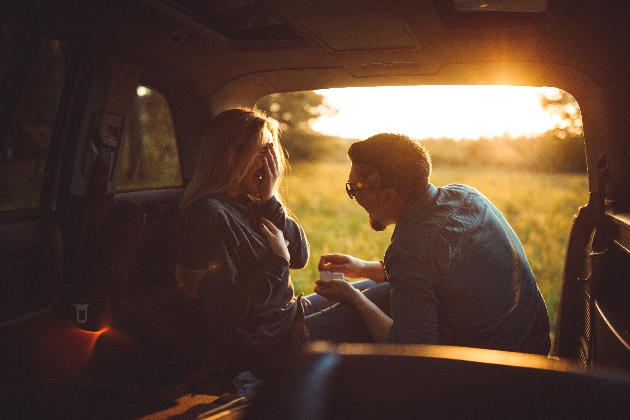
[312,85,561,140]
[36,321,128,377]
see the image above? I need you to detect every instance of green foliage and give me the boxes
[280,131,352,162]
[3,38,70,164]
[283,161,590,343]
[256,91,339,161]
[538,89,583,139]
[0,35,71,210]
[256,91,336,132]
[255,89,587,170]
[421,134,586,173]
[117,87,183,191]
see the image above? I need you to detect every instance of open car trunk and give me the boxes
[2,0,630,418]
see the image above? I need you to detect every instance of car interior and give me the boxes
[2,0,630,418]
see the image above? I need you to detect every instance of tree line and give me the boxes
[255,88,586,173]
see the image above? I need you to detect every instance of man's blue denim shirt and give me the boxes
[384,184,550,354]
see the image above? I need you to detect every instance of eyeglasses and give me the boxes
[346,181,375,199]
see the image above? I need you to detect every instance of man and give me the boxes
[316,133,551,355]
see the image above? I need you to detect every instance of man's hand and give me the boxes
[318,254,365,278]
[318,254,387,283]
[260,217,290,263]
[315,278,361,304]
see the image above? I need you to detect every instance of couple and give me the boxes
[175,107,551,375]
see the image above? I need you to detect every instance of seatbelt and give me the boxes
[581,154,609,366]
[70,112,124,330]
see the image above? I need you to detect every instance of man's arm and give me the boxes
[318,254,386,283]
[359,261,387,283]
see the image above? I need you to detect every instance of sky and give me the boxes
[311,85,561,140]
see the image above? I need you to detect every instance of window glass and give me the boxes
[117,85,182,191]
[0,27,71,211]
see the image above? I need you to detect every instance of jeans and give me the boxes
[301,280,391,343]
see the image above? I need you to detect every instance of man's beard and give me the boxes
[369,215,387,232]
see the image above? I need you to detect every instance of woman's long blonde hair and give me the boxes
[178,107,286,218]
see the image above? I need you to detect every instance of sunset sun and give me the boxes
[311,85,562,140]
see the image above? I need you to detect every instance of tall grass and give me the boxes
[282,161,590,340]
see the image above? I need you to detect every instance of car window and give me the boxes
[0,26,71,211]
[116,85,182,191]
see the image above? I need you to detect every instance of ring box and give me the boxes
[319,271,345,281]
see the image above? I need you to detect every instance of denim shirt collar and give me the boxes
[392,184,438,241]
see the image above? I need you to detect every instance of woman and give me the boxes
[175,107,309,373]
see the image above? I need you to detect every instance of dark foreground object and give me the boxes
[246,342,630,420]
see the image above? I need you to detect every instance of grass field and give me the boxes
[281,161,590,341]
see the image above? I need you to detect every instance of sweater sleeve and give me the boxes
[259,196,310,269]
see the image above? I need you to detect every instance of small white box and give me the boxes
[319,271,345,281]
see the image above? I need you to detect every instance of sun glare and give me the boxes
[312,85,560,140]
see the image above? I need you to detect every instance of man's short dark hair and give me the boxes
[348,133,432,203]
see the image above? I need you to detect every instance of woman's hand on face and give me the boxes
[315,278,360,304]
[259,144,280,203]
[318,253,366,278]
[260,217,290,263]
